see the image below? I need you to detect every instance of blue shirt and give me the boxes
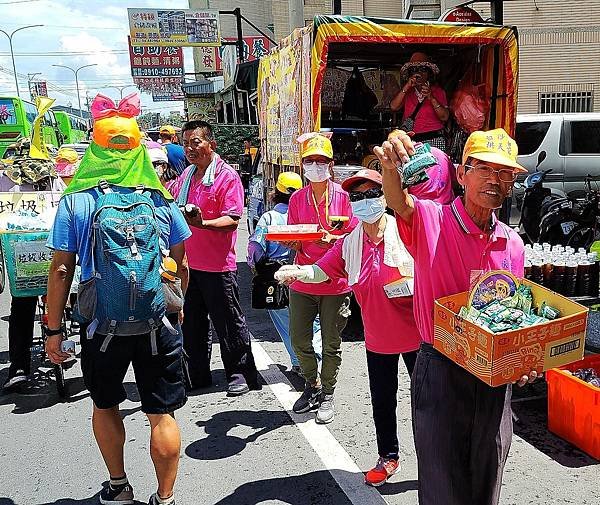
[247,203,292,267]
[47,187,191,282]
[164,143,187,175]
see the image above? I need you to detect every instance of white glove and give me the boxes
[274,265,314,283]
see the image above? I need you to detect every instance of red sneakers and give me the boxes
[364,457,400,487]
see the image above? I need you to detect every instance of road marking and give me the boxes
[251,339,388,505]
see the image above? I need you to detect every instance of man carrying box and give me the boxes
[375,128,540,505]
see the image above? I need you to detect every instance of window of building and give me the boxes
[515,121,551,155]
[538,91,593,114]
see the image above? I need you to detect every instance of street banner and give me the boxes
[278,39,302,166]
[265,55,281,164]
[128,37,184,99]
[0,191,62,217]
[221,45,237,89]
[186,96,216,122]
[30,96,55,160]
[128,8,221,47]
[197,36,271,72]
[30,81,48,99]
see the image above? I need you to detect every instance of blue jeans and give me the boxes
[268,308,322,367]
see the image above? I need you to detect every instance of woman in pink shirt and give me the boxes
[283,133,356,425]
[277,169,420,487]
[390,52,449,151]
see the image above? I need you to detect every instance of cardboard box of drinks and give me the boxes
[433,279,588,387]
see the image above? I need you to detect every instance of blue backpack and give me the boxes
[85,182,167,346]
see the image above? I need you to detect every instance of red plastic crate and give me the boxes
[546,354,600,460]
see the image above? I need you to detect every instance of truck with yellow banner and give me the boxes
[256,14,519,198]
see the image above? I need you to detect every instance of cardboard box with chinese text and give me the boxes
[433,279,588,386]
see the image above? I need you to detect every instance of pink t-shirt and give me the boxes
[396,197,525,344]
[169,155,244,272]
[409,146,456,205]
[287,180,357,295]
[317,232,420,354]
[402,85,448,134]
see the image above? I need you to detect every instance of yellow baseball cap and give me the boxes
[160,125,176,135]
[462,128,527,173]
[299,133,333,160]
[276,171,303,194]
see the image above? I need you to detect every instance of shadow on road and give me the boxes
[211,470,358,505]
[512,381,599,468]
[185,408,296,460]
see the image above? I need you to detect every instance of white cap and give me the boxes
[148,147,168,164]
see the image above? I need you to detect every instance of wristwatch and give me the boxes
[44,326,63,337]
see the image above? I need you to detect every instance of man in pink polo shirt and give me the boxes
[170,120,258,396]
[285,133,357,424]
[376,128,540,505]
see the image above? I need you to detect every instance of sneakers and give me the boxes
[227,382,250,396]
[148,492,175,505]
[99,481,134,504]
[292,384,322,413]
[315,393,335,424]
[365,457,400,487]
[2,370,27,390]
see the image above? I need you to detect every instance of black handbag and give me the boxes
[251,259,289,310]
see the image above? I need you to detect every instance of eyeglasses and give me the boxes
[349,187,384,202]
[464,164,517,183]
[152,161,166,167]
[410,65,430,75]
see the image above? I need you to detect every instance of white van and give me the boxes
[515,113,600,198]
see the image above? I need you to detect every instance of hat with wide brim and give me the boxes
[401,52,440,78]
[341,168,383,191]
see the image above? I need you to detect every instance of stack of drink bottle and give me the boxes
[524,243,600,298]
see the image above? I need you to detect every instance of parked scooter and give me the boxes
[519,154,600,248]
[538,176,600,249]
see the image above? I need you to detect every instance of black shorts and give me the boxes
[80,320,187,414]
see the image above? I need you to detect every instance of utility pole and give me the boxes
[0,24,43,97]
[27,72,41,100]
[289,0,305,31]
[52,63,98,118]
[490,0,504,24]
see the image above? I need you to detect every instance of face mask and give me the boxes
[351,196,386,224]
[303,162,330,183]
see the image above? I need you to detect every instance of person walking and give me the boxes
[376,128,540,505]
[169,120,259,396]
[284,132,357,424]
[46,93,190,505]
[159,125,187,175]
[247,171,322,374]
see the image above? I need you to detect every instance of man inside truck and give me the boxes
[376,128,540,505]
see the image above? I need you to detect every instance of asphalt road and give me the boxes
[0,212,598,505]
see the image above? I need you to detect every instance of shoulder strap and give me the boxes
[98,180,111,195]
[176,166,197,207]
[409,98,426,121]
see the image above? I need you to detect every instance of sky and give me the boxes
[0,0,195,114]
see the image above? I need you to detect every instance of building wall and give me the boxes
[403,0,600,114]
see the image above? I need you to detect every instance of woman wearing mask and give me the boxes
[276,169,420,486]
[247,171,323,374]
[283,132,357,425]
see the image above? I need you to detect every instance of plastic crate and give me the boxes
[546,354,600,460]
[0,231,51,298]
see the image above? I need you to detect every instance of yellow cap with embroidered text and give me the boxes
[300,133,333,160]
[462,128,527,172]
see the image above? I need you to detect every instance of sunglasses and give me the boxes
[410,65,431,75]
[152,161,166,167]
[464,164,517,183]
[349,187,384,202]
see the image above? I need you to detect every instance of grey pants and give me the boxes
[412,343,513,505]
[289,290,350,394]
